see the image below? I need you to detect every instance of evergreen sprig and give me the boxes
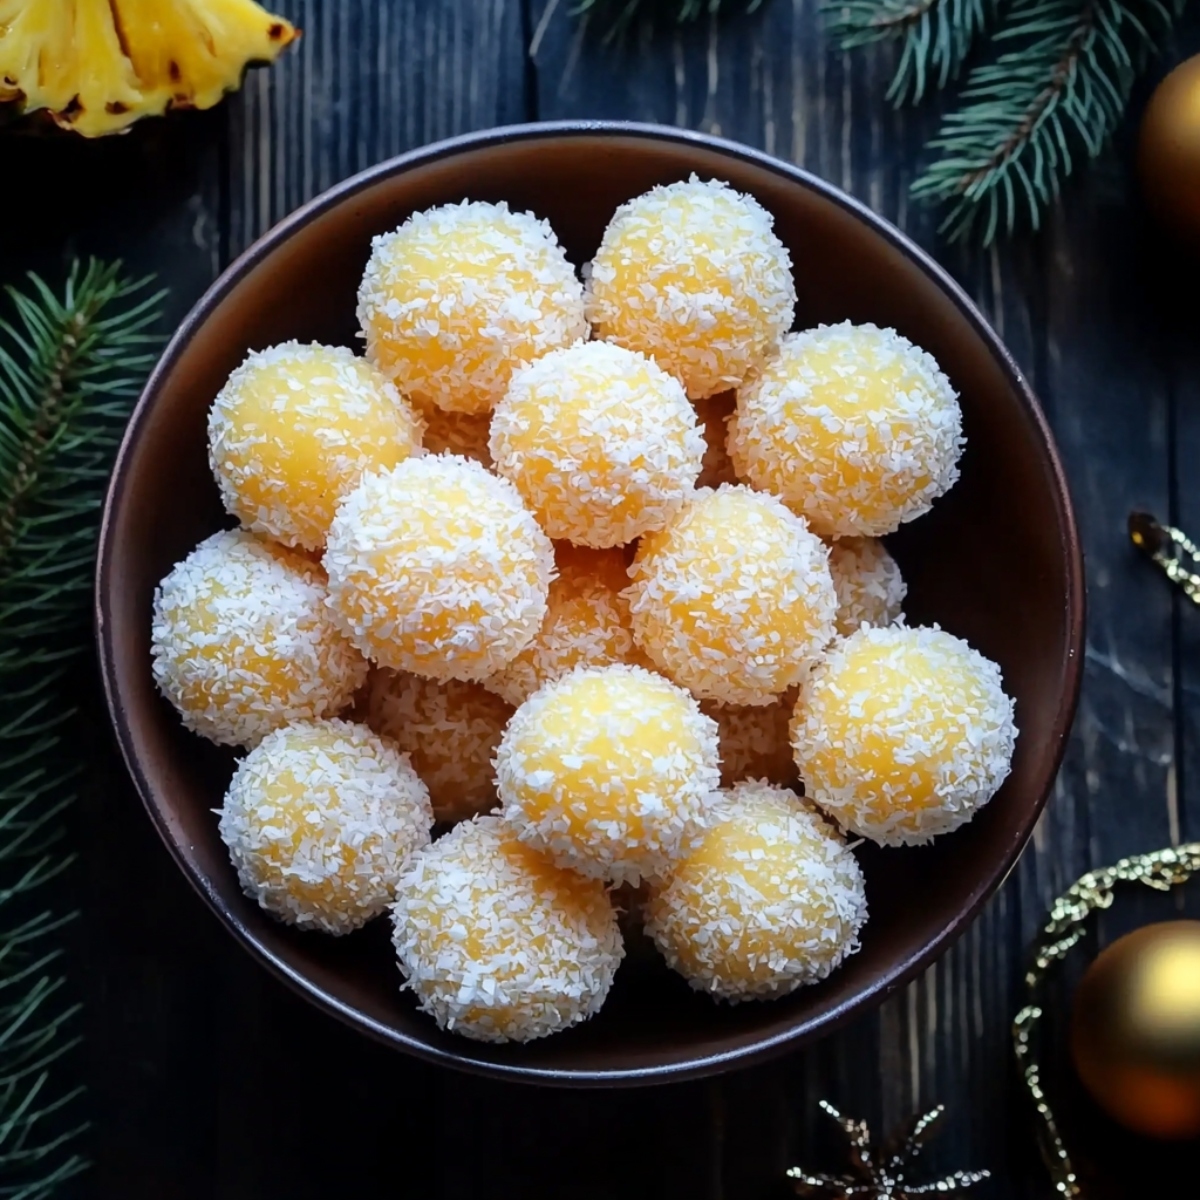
[914,0,1186,240]
[824,0,997,105]
[0,261,163,1198]
[829,0,1189,242]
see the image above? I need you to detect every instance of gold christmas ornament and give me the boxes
[1014,842,1200,1197]
[1070,921,1200,1140]
[786,1101,990,1199]
[1138,53,1200,248]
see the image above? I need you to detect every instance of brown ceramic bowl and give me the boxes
[96,122,1084,1085]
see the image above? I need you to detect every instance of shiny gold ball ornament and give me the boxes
[1139,54,1200,248]
[1070,920,1200,1140]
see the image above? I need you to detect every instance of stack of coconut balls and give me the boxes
[151,179,1018,1045]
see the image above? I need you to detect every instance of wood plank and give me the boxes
[227,0,530,256]
[215,6,724,1199]
[1159,26,1200,852]
[528,5,1184,1198]
[207,5,609,1199]
[4,3,530,1197]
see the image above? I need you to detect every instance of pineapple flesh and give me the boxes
[0,0,298,136]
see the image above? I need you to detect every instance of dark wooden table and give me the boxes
[6,2,1200,1196]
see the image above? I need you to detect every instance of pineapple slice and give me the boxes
[0,0,297,137]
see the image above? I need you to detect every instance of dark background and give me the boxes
[4,1,1200,1196]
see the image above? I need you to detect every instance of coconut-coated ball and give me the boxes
[357,200,588,415]
[151,529,366,747]
[490,341,704,547]
[729,323,964,538]
[207,342,424,552]
[218,719,433,934]
[643,781,867,1001]
[626,486,836,707]
[391,815,623,1043]
[484,543,642,707]
[829,537,907,637]
[324,454,554,680]
[366,668,512,824]
[496,664,722,886]
[417,402,493,466]
[586,177,796,399]
[791,626,1017,846]
[695,391,739,488]
[704,690,801,788]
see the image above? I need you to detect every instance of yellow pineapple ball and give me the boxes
[643,781,867,1001]
[730,323,964,538]
[828,537,907,637]
[586,177,796,399]
[791,626,1018,846]
[207,342,424,553]
[484,543,642,707]
[218,719,433,935]
[490,341,704,547]
[704,690,800,789]
[357,200,587,415]
[496,664,721,886]
[695,391,739,488]
[151,529,366,747]
[366,668,512,824]
[626,485,836,707]
[391,815,623,1043]
[416,402,493,467]
[324,454,554,681]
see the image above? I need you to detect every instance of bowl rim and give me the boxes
[95,119,1086,1087]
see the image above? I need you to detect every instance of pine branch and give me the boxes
[0,261,163,1198]
[823,0,997,105]
[911,0,1187,243]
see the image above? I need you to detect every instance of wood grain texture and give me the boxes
[527,4,1200,1196]
[2,1,1198,1196]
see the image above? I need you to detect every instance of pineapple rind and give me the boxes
[0,0,297,136]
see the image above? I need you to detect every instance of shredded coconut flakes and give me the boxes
[218,718,433,935]
[828,536,907,637]
[586,176,796,399]
[495,664,722,886]
[729,323,964,538]
[491,340,705,547]
[357,200,588,415]
[207,341,425,552]
[790,625,1018,846]
[625,485,837,706]
[366,667,511,824]
[391,815,624,1042]
[643,781,868,1002]
[323,454,554,681]
[150,529,367,747]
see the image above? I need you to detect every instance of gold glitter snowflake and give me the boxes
[787,1101,990,1199]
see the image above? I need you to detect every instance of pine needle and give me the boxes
[0,261,163,1197]
[911,0,1187,242]
[824,0,998,105]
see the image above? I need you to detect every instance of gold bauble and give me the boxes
[1070,920,1200,1139]
[1138,54,1200,247]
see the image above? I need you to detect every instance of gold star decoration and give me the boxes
[786,1100,990,1199]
